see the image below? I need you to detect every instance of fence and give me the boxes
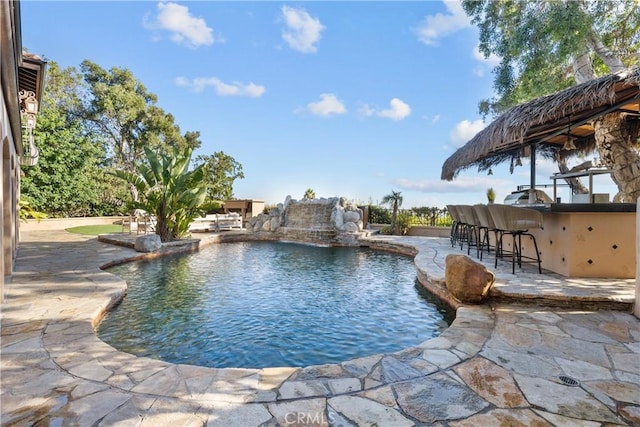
[368,206,453,227]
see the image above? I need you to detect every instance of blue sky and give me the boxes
[21,1,611,208]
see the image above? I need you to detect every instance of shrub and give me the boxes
[111,146,207,242]
[263,204,277,214]
[368,204,392,224]
[200,200,224,214]
[396,211,413,235]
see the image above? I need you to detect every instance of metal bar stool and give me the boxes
[447,205,462,248]
[487,204,543,274]
[458,205,480,257]
[453,205,470,250]
[473,204,500,261]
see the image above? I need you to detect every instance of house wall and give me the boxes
[1,77,19,301]
[223,199,265,224]
[1,0,22,302]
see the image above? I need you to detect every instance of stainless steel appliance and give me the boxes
[504,189,553,205]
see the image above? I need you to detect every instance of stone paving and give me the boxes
[1,230,639,426]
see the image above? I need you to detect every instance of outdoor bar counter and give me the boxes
[519,202,636,278]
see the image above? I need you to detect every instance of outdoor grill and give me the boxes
[503,189,553,205]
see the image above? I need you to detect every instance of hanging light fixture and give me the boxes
[18,90,40,166]
[563,125,577,150]
[515,156,522,166]
[487,168,493,175]
[19,90,38,129]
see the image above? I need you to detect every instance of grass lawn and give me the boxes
[66,224,123,235]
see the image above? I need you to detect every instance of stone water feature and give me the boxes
[247,196,368,245]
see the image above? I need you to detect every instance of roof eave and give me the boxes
[440,68,640,180]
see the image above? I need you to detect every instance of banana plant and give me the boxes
[112,146,207,242]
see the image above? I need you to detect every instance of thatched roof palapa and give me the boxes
[441,68,640,181]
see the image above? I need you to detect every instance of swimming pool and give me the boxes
[98,241,454,368]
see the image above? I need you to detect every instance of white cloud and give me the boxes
[415,0,472,46]
[358,104,376,118]
[472,44,501,76]
[472,66,486,77]
[146,2,214,48]
[449,119,485,147]
[360,98,412,121]
[175,76,266,97]
[394,176,512,193]
[378,98,412,121]
[473,45,500,66]
[305,93,347,116]
[174,76,189,87]
[281,6,325,53]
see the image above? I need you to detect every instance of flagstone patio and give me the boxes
[1,230,638,426]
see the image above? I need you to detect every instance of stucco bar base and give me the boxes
[513,211,636,278]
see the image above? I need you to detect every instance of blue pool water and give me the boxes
[98,241,454,369]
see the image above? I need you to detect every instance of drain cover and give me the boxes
[559,375,580,386]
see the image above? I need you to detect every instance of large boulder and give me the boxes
[135,234,162,253]
[445,254,495,303]
[343,210,361,223]
[342,222,360,233]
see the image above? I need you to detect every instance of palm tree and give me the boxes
[112,146,208,242]
[303,188,316,200]
[381,190,403,235]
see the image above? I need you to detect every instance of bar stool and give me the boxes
[451,205,470,250]
[453,205,470,250]
[458,205,480,256]
[446,205,462,247]
[487,204,543,274]
[473,204,499,261]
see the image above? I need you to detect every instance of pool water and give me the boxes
[98,241,454,369]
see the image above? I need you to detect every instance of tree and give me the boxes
[381,190,403,235]
[18,199,47,222]
[367,204,392,224]
[464,0,640,201]
[412,206,445,226]
[79,60,201,200]
[194,151,244,201]
[21,62,128,216]
[303,188,316,200]
[112,146,208,242]
[486,188,495,204]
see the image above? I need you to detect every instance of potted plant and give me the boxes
[486,187,496,204]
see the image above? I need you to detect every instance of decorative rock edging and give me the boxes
[36,295,495,405]
[86,235,493,405]
[361,234,635,312]
[4,230,639,425]
[247,196,368,245]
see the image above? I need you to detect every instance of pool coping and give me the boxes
[2,230,638,425]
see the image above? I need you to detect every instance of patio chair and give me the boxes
[123,209,154,235]
[487,204,543,274]
[121,215,135,234]
[136,214,154,235]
